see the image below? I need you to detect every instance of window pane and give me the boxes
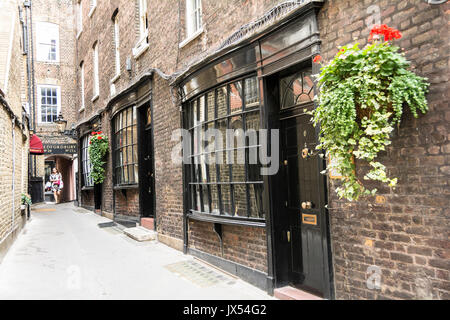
[249,184,264,218]
[245,77,259,109]
[247,146,261,182]
[216,86,227,118]
[207,91,215,121]
[209,185,220,214]
[229,81,242,115]
[233,184,248,217]
[199,95,205,123]
[232,148,245,182]
[217,119,227,152]
[207,154,217,182]
[221,184,232,215]
[194,185,201,211]
[201,185,209,212]
[218,151,229,182]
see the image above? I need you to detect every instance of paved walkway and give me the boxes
[0,203,273,300]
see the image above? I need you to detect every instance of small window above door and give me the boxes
[279,70,314,110]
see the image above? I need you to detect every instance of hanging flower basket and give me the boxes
[312,25,429,201]
[88,131,109,184]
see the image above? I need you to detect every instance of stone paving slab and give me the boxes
[0,202,274,300]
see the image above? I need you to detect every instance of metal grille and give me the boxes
[218,0,311,50]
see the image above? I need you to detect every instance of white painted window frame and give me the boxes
[36,22,60,63]
[132,0,149,59]
[112,14,121,81]
[88,0,97,17]
[37,84,61,124]
[92,42,99,101]
[186,0,202,37]
[77,1,83,38]
[79,61,85,112]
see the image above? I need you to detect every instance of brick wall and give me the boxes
[73,0,449,299]
[318,0,449,300]
[0,0,29,261]
[30,0,77,200]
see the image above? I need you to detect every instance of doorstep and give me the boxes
[274,286,323,300]
[123,226,157,242]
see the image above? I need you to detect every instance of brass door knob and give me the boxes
[301,201,312,209]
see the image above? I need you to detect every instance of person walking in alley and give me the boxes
[50,168,63,204]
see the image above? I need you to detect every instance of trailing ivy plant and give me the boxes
[21,193,32,206]
[88,131,109,184]
[312,25,429,201]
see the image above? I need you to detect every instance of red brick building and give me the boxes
[75,0,449,300]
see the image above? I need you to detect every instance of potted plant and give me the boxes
[312,24,429,201]
[21,193,32,210]
[88,131,109,184]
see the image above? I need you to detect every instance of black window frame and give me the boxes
[113,105,139,186]
[185,74,265,222]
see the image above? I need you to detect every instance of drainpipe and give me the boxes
[11,117,16,233]
[24,0,37,177]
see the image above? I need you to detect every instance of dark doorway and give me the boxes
[94,183,102,210]
[138,102,155,218]
[270,67,332,298]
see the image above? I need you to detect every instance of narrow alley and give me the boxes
[0,203,273,300]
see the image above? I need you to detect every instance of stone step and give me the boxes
[274,286,323,300]
[123,226,157,242]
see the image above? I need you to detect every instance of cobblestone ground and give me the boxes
[0,203,274,300]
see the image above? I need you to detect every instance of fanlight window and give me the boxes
[280,70,314,109]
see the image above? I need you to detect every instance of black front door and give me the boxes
[275,69,330,297]
[139,104,155,218]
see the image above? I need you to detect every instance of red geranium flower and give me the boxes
[97,136,103,140]
[369,24,402,42]
[313,55,322,63]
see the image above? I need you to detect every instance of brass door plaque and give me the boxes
[302,213,317,226]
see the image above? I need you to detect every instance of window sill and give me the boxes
[179,27,204,49]
[36,60,60,64]
[88,6,96,18]
[76,30,83,40]
[132,41,149,59]
[82,186,94,191]
[110,73,120,84]
[113,184,138,190]
[91,94,99,102]
[187,211,266,228]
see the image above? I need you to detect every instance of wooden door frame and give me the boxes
[264,61,334,299]
[137,100,156,219]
